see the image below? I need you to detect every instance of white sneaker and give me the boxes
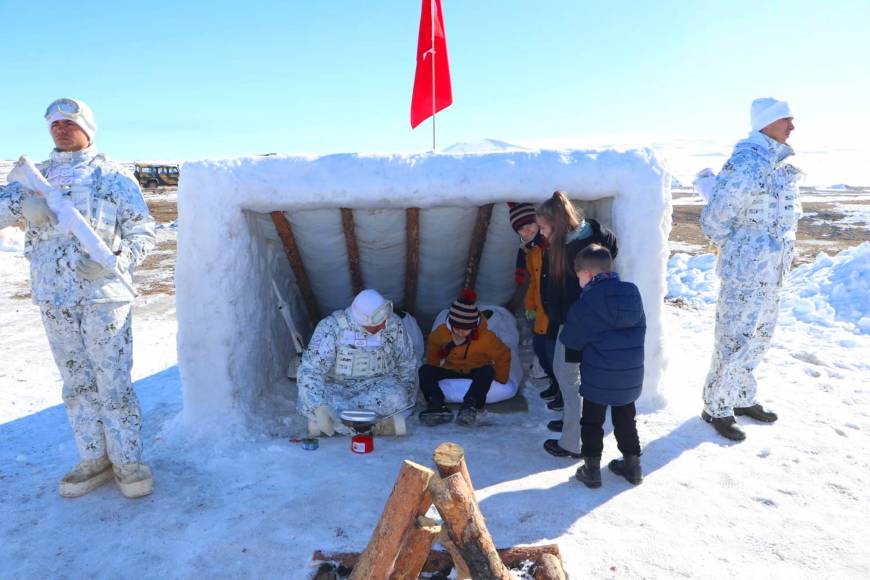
[114,463,154,499]
[59,457,113,498]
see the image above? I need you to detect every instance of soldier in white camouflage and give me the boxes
[0,98,156,496]
[297,289,418,436]
[699,97,802,441]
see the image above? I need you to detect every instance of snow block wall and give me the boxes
[176,149,672,424]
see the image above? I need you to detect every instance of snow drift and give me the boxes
[667,242,870,334]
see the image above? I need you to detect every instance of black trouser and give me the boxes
[418,364,494,409]
[532,332,558,387]
[580,399,641,458]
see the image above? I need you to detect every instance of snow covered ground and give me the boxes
[2,215,870,578]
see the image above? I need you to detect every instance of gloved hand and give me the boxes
[76,255,113,281]
[21,194,56,227]
[525,309,536,321]
[314,405,338,437]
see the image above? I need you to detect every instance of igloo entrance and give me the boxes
[176,150,671,424]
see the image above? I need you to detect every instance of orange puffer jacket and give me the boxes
[425,318,512,384]
[523,245,550,335]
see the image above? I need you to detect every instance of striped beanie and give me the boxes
[448,289,480,330]
[508,202,536,232]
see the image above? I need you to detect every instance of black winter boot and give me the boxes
[575,457,602,488]
[540,383,560,400]
[608,455,643,485]
[547,394,564,411]
[735,404,778,423]
[701,411,746,441]
[547,419,563,433]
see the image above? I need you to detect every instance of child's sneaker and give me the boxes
[418,404,453,426]
[539,383,559,400]
[546,394,564,411]
[456,405,478,426]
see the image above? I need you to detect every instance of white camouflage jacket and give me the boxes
[0,146,156,305]
[700,132,802,286]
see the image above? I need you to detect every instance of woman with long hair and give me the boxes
[536,191,619,458]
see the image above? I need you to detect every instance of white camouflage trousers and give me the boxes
[40,302,143,464]
[703,283,781,418]
[297,375,414,421]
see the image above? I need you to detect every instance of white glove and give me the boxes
[314,405,338,437]
[76,255,113,281]
[20,194,56,227]
[693,168,717,203]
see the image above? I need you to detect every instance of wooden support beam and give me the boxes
[429,473,512,580]
[270,211,320,322]
[463,203,494,291]
[340,208,364,296]
[350,460,434,580]
[404,208,420,315]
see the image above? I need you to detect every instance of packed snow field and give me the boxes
[2,194,870,578]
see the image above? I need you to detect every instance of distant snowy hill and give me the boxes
[442,139,527,153]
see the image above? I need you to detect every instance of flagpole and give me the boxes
[431,0,436,151]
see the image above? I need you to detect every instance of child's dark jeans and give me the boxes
[580,398,641,458]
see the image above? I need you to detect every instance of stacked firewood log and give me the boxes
[314,442,567,579]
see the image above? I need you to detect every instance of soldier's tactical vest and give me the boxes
[746,169,799,235]
[332,313,391,380]
[39,154,121,252]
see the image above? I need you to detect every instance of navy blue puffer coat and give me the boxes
[559,274,646,406]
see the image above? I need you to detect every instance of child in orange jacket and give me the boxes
[508,203,561,422]
[418,289,511,427]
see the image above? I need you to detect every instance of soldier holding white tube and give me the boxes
[0,98,156,498]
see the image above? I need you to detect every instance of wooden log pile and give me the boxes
[312,442,566,579]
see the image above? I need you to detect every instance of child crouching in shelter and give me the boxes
[559,244,646,488]
[418,290,511,427]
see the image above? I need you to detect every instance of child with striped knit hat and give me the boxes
[418,289,512,427]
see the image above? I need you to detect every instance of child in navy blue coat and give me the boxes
[559,244,646,488]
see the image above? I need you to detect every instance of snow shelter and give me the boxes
[176,149,672,423]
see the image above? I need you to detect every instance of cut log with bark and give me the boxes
[389,516,441,580]
[429,473,512,580]
[432,442,474,491]
[436,530,471,580]
[349,461,434,580]
[312,544,564,577]
[533,552,567,580]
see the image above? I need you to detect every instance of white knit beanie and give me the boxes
[349,289,393,327]
[45,98,97,142]
[751,97,793,132]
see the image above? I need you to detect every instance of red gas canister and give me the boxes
[351,434,374,454]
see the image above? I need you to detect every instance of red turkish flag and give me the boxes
[410,0,453,129]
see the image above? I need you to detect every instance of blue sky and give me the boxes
[1,0,868,181]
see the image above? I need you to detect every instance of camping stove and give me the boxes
[340,409,378,454]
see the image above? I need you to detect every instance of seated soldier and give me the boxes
[418,289,511,427]
[297,289,418,436]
